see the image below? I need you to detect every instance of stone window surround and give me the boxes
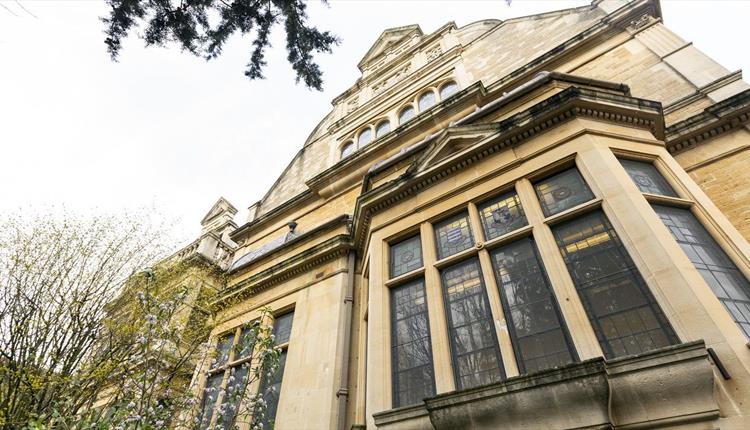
[196,308,295,430]
[372,144,750,416]
[616,152,750,340]
[381,158,610,406]
[337,78,460,160]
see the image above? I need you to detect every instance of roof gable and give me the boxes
[358,25,422,71]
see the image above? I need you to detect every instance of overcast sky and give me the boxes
[1,0,748,243]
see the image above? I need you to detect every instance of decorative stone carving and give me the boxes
[347,96,359,113]
[371,64,412,96]
[426,46,442,61]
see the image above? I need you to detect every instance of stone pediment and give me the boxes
[201,197,237,225]
[415,125,499,173]
[358,25,422,72]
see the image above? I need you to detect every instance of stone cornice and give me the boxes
[665,89,750,154]
[351,86,663,252]
[215,233,353,307]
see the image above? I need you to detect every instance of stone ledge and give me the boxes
[373,341,718,430]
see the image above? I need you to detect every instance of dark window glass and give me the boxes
[273,312,294,345]
[441,259,504,389]
[418,91,436,111]
[236,325,257,359]
[376,121,391,138]
[440,81,459,99]
[254,312,294,429]
[620,159,677,197]
[553,211,678,358]
[358,128,373,147]
[341,142,354,158]
[653,205,750,338]
[434,212,474,260]
[399,106,416,124]
[390,279,435,407]
[490,238,576,373]
[255,350,287,429]
[534,168,595,217]
[390,235,423,278]
[218,365,249,427]
[199,373,224,429]
[213,334,233,369]
[478,191,527,240]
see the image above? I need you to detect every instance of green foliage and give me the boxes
[102,0,340,90]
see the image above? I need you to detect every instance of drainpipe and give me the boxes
[336,251,356,430]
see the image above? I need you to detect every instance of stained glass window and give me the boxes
[440,81,459,99]
[534,168,595,217]
[390,235,423,278]
[654,205,750,338]
[399,106,416,124]
[341,142,354,158]
[553,211,678,358]
[218,365,249,427]
[418,91,436,111]
[358,128,373,147]
[434,212,474,260]
[441,259,504,389]
[390,279,435,407]
[477,191,527,240]
[376,120,391,138]
[620,159,677,197]
[273,312,294,345]
[490,238,576,373]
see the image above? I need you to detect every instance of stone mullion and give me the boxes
[468,202,520,378]
[420,222,456,394]
[514,178,603,360]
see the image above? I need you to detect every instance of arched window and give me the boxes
[340,141,354,158]
[358,128,373,147]
[376,120,391,138]
[399,105,416,124]
[418,91,436,111]
[440,81,459,99]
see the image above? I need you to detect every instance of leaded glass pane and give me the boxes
[553,211,678,358]
[399,106,415,124]
[621,159,677,197]
[390,279,435,407]
[254,350,287,429]
[390,235,423,278]
[198,373,224,429]
[213,334,233,369]
[341,142,354,158]
[376,121,391,138]
[218,365,249,428]
[236,325,257,359]
[490,238,576,373]
[440,82,458,99]
[358,128,373,146]
[478,191,527,240]
[273,312,294,345]
[434,212,474,259]
[418,91,436,111]
[653,205,750,338]
[441,259,504,389]
[534,168,594,217]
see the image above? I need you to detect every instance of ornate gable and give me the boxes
[358,25,423,72]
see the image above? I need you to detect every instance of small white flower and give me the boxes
[146,314,158,324]
[127,401,136,409]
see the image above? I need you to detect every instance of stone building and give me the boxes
[184,0,750,428]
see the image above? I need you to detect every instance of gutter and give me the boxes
[335,251,357,430]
